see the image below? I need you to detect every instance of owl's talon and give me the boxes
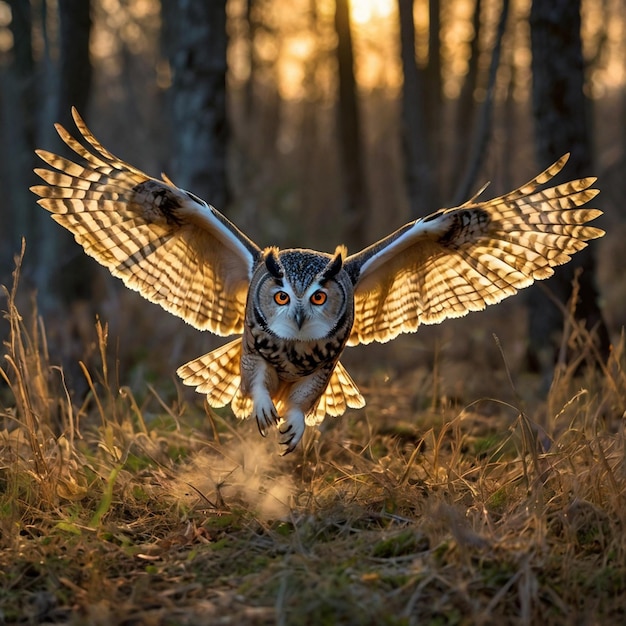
[280,442,297,456]
[279,434,296,455]
[278,423,293,435]
[256,418,267,437]
[252,397,279,438]
[277,409,305,453]
[278,426,296,449]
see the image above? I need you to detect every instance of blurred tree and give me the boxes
[453,0,509,205]
[3,0,38,270]
[56,0,92,131]
[162,0,229,210]
[450,0,481,192]
[242,0,281,173]
[529,0,610,374]
[244,0,271,127]
[426,0,441,187]
[39,0,94,305]
[1,0,93,306]
[398,0,434,216]
[334,0,368,247]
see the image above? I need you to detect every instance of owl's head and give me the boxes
[251,246,353,341]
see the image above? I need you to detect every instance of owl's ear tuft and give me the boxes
[264,247,284,279]
[321,245,347,281]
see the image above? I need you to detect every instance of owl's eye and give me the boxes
[310,290,327,306]
[274,291,290,305]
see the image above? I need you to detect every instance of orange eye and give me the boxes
[310,290,327,306]
[274,291,290,305]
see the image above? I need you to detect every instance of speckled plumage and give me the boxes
[32,108,604,453]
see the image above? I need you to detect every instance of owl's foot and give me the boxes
[278,409,306,455]
[253,398,279,437]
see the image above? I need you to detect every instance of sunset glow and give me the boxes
[350,0,395,25]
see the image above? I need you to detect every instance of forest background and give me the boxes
[1,0,626,370]
[1,0,626,624]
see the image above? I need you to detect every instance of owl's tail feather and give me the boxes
[306,361,366,426]
[178,345,362,426]
[177,339,246,410]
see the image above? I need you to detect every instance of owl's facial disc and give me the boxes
[257,247,351,342]
[268,281,337,341]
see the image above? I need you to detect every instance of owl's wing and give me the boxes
[31,108,261,336]
[344,154,603,346]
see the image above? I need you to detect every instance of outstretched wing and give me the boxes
[31,108,261,336]
[345,154,604,346]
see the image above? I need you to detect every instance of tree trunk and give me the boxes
[36,0,94,306]
[426,0,441,198]
[398,0,434,216]
[453,0,509,205]
[56,0,92,130]
[334,0,368,248]
[244,0,258,123]
[528,0,610,374]
[450,0,481,195]
[162,0,229,211]
[2,0,38,274]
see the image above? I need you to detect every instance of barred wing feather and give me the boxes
[31,108,261,336]
[345,155,603,346]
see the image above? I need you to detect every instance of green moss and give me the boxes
[372,529,429,558]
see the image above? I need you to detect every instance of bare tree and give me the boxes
[56,0,92,130]
[529,0,610,373]
[453,0,509,206]
[426,0,441,185]
[1,0,93,303]
[334,0,368,247]
[38,0,94,305]
[450,0,482,192]
[397,0,434,216]
[2,0,38,273]
[162,0,229,210]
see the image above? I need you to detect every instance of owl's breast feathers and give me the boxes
[244,317,351,381]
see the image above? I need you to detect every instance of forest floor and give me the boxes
[1,252,625,626]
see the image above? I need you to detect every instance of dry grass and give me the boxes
[1,248,626,626]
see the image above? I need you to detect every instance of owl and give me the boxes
[32,109,603,453]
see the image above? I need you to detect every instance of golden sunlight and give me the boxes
[0,1,13,53]
[347,0,401,92]
[350,0,395,25]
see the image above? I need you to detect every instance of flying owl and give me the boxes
[32,109,603,453]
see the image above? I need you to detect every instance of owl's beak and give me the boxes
[294,308,306,329]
